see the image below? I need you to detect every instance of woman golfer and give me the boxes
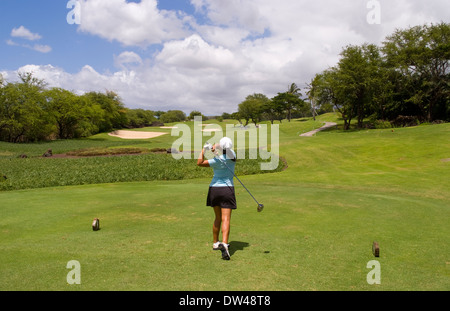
[197,137,236,260]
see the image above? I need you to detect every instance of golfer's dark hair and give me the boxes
[223,148,236,162]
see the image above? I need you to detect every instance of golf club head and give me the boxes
[257,204,264,212]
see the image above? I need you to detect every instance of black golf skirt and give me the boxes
[206,186,237,209]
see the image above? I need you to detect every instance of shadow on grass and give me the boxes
[294,118,310,122]
[229,241,249,256]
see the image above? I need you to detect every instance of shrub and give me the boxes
[374,120,392,129]
[391,115,420,127]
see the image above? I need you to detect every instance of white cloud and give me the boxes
[114,51,143,70]
[78,0,191,46]
[196,0,269,34]
[11,26,42,41]
[6,39,52,54]
[32,44,52,53]
[194,24,251,49]
[8,26,51,53]
[156,34,238,71]
[5,0,450,116]
[6,39,18,46]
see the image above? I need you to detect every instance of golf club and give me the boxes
[206,144,264,212]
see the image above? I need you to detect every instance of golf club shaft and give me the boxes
[212,152,261,206]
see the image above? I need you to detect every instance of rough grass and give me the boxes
[0,153,283,191]
[0,124,284,191]
[66,147,148,157]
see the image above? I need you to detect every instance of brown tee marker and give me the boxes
[92,218,100,231]
[372,241,380,257]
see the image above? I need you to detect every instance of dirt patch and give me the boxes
[45,147,194,159]
[50,152,148,159]
[48,147,166,159]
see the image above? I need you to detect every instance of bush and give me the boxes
[391,115,420,127]
[159,110,186,123]
[374,120,392,129]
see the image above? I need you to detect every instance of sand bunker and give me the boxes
[108,130,168,139]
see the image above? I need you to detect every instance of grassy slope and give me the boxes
[0,114,449,290]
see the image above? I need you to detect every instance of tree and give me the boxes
[287,83,302,97]
[231,112,242,125]
[269,83,306,122]
[18,71,48,90]
[338,44,383,128]
[125,109,156,128]
[287,82,310,119]
[83,91,127,132]
[305,79,318,121]
[76,94,104,137]
[237,99,253,126]
[238,93,268,126]
[0,74,54,142]
[189,110,207,121]
[309,68,354,129]
[305,22,450,127]
[44,88,81,139]
[260,99,277,124]
[383,22,450,122]
[307,44,384,130]
[159,110,186,123]
[221,112,232,120]
[271,92,304,122]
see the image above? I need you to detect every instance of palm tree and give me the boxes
[287,83,301,97]
[284,83,303,121]
[305,79,317,121]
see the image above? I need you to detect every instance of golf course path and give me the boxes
[300,122,337,137]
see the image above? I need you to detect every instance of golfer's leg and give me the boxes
[213,206,222,243]
[221,208,232,244]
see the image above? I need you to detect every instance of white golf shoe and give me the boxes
[213,241,221,250]
[213,241,229,250]
[219,242,230,260]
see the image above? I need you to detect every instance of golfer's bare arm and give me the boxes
[197,148,210,167]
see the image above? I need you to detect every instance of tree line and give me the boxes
[308,22,449,129]
[1,23,447,142]
[233,83,310,126]
[0,71,213,143]
[231,22,449,129]
[0,73,189,143]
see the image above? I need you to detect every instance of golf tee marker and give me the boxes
[372,241,380,257]
[92,218,100,231]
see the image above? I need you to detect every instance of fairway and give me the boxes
[0,115,449,291]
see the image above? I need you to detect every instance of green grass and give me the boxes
[0,153,281,191]
[0,114,449,290]
[0,128,175,159]
[0,123,283,191]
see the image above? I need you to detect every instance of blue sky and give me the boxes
[0,0,170,73]
[1,0,449,115]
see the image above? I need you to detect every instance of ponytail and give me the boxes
[223,148,236,162]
